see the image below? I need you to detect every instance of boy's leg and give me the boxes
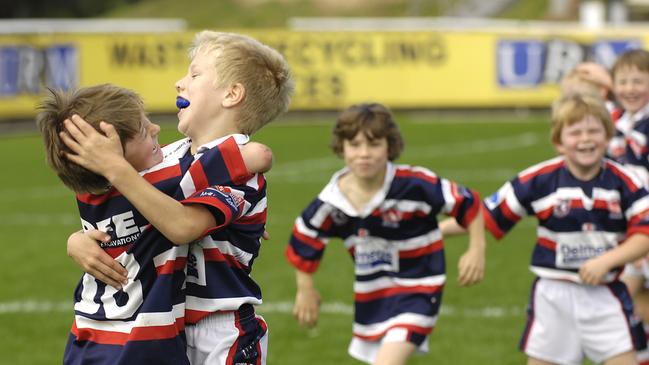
[373,342,416,365]
[603,351,638,365]
[527,357,557,365]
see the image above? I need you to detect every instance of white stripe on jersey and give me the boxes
[502,182,526,218]
[74,303,184,333]
[185,296,262,312]
[245,196,267,216]
[626,195,649,220]
[382,199,432,215]
[537,226,624,248]
[518,156,563,180]
[309,202,335,228]
[343,230,442,253]
[294,216,321,239]
[180,172,198,200]
[201,236,254,267]
[153,246,189,268]
[354,274,446,293]
[440,179,456,215]
[397,230,442,251]
[246,173,260,190]
[353,312,437,337]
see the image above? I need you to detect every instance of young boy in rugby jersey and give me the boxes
[443,93,649,365]
[607,49,649,180]
[285,102,485,365]
[38,83,270,364]
[62,30,293,365]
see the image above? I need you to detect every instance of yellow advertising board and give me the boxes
[0,29,645,118]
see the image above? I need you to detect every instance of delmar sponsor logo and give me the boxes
[560,244,612,264]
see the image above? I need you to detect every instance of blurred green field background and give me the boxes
[0,111,556,364]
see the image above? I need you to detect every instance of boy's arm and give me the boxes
[579,233,649,285]
[457,206,486,286]
[61,116,219,245]
[67,230,128,288]
[439,217,468,236]
[241,142,273,174]
[293,270,321,328]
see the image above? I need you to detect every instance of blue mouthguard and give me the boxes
[176,97,190,109]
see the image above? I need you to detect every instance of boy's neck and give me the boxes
[189,122,241,154]
[564,159,603,181]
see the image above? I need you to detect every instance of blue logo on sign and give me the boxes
[496,39,641,88]
[497,40,546,88]
[0,44,78,96]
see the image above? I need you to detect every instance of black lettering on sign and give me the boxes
[110,40,187,68]
[266,34,446,68]
[293,71,346,102]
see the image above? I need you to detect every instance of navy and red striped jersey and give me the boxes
[286,163,480,342]
[607,104,649,185]
[172,134,267,324]
[483,156,649,283]
[64,136,248,365]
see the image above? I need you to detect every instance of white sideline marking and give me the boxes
[0,300,523,318]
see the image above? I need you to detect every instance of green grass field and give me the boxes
[0,111,557,364]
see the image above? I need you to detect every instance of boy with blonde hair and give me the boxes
[446,94,649,364]
[62,30,293,364]
[38,83,270,364]
[286,103,485,365]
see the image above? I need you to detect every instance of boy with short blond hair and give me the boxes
[39,83,270,365]
[485,94,649,364]
[63,30,293,364]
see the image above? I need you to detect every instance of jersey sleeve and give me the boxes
[182,137,252,192]
[177,137,262,238]
[285,199,333,273]
[439,178,480,228]
[621,176,649,238]
[482,177,533,239]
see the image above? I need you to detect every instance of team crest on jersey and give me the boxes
[608,200,623,219]
[553,198,571,218]
[380,208,403,228]
[358,228,369,237]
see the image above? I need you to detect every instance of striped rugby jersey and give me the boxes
[64,136,248,365]
[177,134,267,324]
[483,156,649,283]
[607,103,649,185]
[286,162,480,342]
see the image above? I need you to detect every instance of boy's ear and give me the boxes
[222,83,245,108]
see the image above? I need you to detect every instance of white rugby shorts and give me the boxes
[520,277,641,364]
[186,304,267,365]
[348,327,429,364]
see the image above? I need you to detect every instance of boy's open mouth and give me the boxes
[176,96,190,109]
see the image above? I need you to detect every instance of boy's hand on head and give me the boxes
[67,230,128,289]
[60,115,127,176]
